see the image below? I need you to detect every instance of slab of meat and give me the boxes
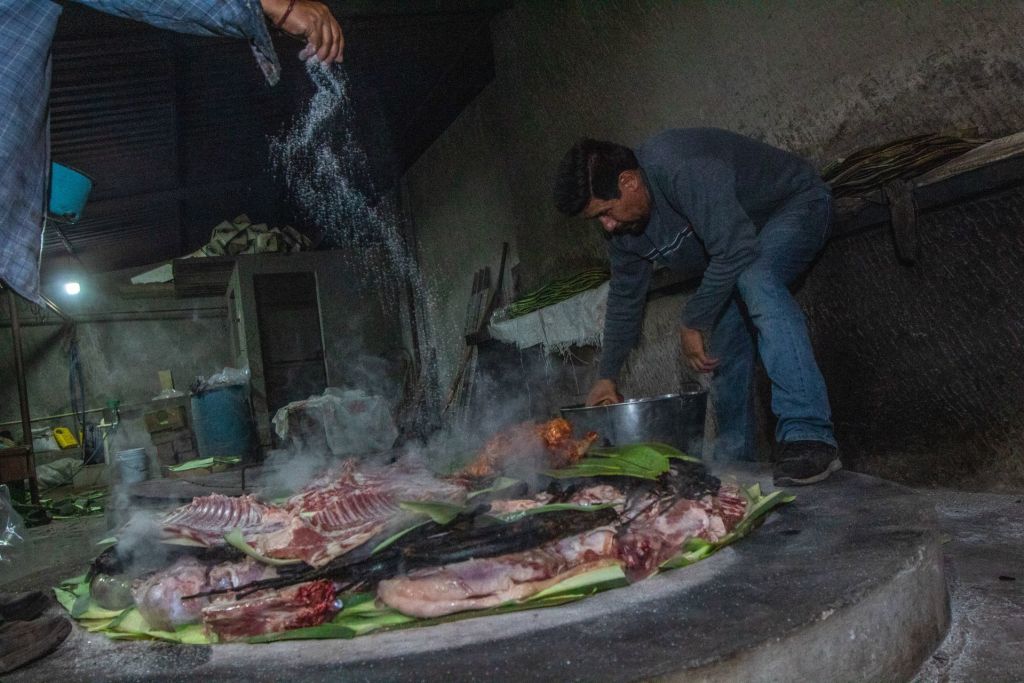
[377,528,618,618]
[158,460,469,567]
[486,484,626,517]
[378,484,748,617]
[617,483,747,582]
[248,515,383,567]
[161,494,293,547]
[202,580,339,641]
[132,557,277,631]
[457,418,598,479]
[251,462,470,566]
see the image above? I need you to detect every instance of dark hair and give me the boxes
[553,138,639,216]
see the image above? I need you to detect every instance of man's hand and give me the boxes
[680,325,720,373]
[262,0,344,64]
[586,379,623,407]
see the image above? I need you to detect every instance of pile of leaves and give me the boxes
[503,267,609,319]
[12,488,106,527]
[822,131,987,197]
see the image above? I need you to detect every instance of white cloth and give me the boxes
[488,281,610,354]
[272,388,398,455]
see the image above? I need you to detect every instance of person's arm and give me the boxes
[260,0,344,64]
[667,159,759,333]
[69,1,343,85]
[597,245,652,382]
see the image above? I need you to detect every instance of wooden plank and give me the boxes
[115,282,177,299]
[833,154,1024,237]
[0,446,33,483]
[172,256,237,298]
[916,131,1024,186]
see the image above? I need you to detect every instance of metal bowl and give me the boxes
[560,383,707,457]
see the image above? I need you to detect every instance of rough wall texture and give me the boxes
[403,1,1024,488]
[0,289,230,466]
[404,87,523,395]
[799,187,1024,490]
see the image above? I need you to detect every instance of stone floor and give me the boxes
[912,490,1024,682]
[0,473,1021,682]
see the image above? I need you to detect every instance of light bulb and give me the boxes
[64,281,81,295]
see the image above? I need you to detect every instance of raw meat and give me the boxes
[377,528,618,618]
[202,580,339,641]
[132,557,277,631]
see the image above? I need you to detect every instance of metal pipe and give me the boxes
[37,292,72,323]
[7,287,40,504]
[0,307,225,327]
[0,405,105,428]
[0,399,154,428]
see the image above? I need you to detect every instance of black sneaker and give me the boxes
[773,441,841,486]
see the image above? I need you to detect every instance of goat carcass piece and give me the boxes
[378,484,747,617]
[132,556,278,631]
[458,418,599,479]
[201,580,338,641]
[161,494,293,547]
[486,484,626,516]
[377,528,618,618]
[159,460,468,567]
[617,483,748,582]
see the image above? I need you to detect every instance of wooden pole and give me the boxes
[6,287,39,504]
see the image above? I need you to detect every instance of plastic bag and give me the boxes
[151,388,186,401]
[272,388,398,456]
[191,366,250,394]
[0,484,26,562]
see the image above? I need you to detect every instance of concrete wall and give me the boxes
[0,281,230,469]
[403,1,1024,488]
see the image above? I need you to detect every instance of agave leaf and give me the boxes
[529,563,627,600]
[104,632,151,641]
[397,500,468,525]
[546,442,684,480]
[334,592,376,612]
[495,502,614,523]
[466,476,521,500]
[224,528,301,566]
[161,537,209,548]
[70,593,92,618]
[110,608,154,635]
[77,601,129,620]
[52,586,78,614]
[168,456,241,472]
[247,622,360,643]
[80,617,118,632]
[59,573,88,588]
[103,608,211,644]
[370,520,429,555]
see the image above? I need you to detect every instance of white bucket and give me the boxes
[116,448,149,485]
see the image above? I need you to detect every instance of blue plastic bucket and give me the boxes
[116,448,149,485]
[49,162,93,222]
[191,385,256,460]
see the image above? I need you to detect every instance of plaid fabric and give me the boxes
[0,0,279,304]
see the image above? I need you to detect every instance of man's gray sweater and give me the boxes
[599,128,828,380]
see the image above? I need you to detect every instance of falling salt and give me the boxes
[269,62,443,429]
[269,63,419,303]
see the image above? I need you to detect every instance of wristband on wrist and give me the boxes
[273,0,298,30]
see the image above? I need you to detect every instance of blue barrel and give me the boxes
[190,385,256,460]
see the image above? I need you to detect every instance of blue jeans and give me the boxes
[708,192,836,461]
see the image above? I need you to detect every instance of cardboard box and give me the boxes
[151,428,196,466]
[144,405,188,433]
[0,446,33,482]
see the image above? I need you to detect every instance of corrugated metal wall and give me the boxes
[44,6,497,276]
